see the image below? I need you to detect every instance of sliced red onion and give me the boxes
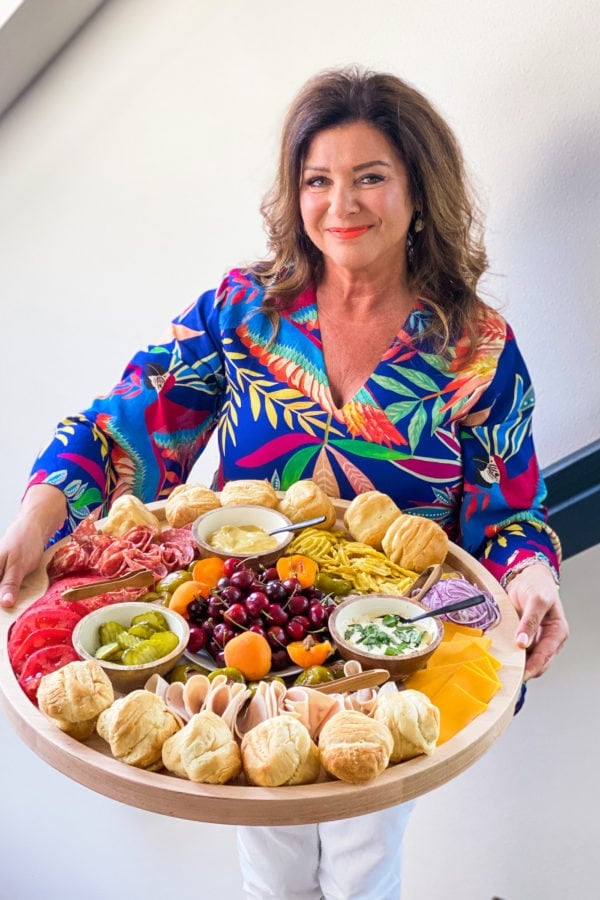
[416,576,501,630]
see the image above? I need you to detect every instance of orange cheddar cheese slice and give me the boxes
[441,621,484,638]
[427,636,501,670]
[431,682,489,744]
[466,656,502,684]
[403,622,504,744]
[450,663,501,704]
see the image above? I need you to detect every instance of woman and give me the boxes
[0,67,568,898]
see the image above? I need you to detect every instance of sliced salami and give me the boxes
[87,533,117,568]
[121,546,169,580]
[95,546,130,578]
[46,541,91,579]
[121,525,157,553]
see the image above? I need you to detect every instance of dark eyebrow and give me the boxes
[303,159,392,173]
[353,159,391,171]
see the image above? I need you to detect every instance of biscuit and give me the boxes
[278,480,337,529]
[220,479,279,508]
[381,513,449,571]
[165,482,221,528]
[318,710,393,783]
[37,660,114,740]
[373,689,440,762]
[241,714,321,786]
[97,690,181,770]
[343,491,401,549]
[162,710,242,783]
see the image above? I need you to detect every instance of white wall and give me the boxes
[0,3,598,895]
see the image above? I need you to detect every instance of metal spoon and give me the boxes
[268,515,327,535]
[397,593,488,624]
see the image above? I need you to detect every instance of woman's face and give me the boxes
[299,120,414,280]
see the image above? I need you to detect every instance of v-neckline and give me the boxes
[307,289,423,412]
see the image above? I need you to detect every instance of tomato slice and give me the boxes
[7,606,82,663]
[18,644,80,704]
[10,627,74,677]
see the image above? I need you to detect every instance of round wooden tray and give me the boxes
[0,499,524,825]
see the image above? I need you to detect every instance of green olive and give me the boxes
[327,660,347,680]
[208,666,246,684]
[315,573,352,597]
[156,570,193,593]
[168,663,211,683]
[245,675,285,697]
[136,590,161,603]
[293,665,336,686]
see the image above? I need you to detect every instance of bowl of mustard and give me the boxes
[191,505,294,566]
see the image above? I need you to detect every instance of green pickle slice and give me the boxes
[95,641,123,661]
[94,609,180,667]
[98,621,126,645]
[116,631,143,650]
[149,631,179,655]
[130,611,169,631]
[122,642,162,666]
[128,623,156,639]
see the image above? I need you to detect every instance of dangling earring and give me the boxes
[406,231,415,266]
[413,211,424,232]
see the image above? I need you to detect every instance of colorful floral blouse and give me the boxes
[28,268,561,584]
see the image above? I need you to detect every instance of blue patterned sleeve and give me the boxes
[458,326,561,585]
[27,287,226,538]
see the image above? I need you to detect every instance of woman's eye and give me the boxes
[358,173,385,185]
[305,176,329,188]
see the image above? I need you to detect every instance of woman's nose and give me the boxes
[328,183,359,216]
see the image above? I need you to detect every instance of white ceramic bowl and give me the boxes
[192,504,294,566]
[72,601,189,693]
[328,594,444,681]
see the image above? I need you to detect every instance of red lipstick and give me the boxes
[327,226,372,240]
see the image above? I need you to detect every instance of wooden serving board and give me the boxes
[0,499,525,825]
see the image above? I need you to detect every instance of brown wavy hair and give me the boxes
[251,66,490,354]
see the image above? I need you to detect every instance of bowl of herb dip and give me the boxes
[328,594,444,681]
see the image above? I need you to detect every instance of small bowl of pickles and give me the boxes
[72,602,190,692]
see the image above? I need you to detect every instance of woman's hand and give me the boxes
[0,517,47,608]
[506,562,569,680]
[0,485,68,608]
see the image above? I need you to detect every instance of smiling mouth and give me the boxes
[327,226,372,240]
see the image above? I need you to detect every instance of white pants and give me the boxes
[237,802,415,900]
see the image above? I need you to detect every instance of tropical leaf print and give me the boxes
[343,391,409,446]
[371,374,419,398]
[392,365,440,393]
[329,439,409,461]
[327,446,376,495]
[280,445,322,488]
[312,447,340,497]
[407,403,428,452]
[228,358,338,440]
